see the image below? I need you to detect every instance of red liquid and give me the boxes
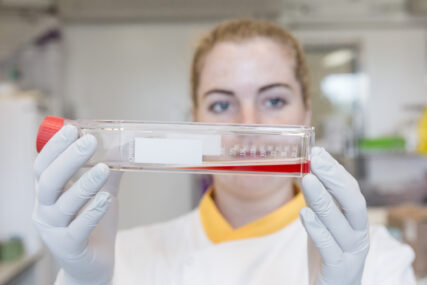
[180,160,310,174]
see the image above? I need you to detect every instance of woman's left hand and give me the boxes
[300,147,370,285]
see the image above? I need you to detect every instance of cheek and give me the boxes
[260,102,308,125]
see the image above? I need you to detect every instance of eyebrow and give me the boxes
[203,82,292,98]
[258,83,292,93]
[203,89,234,98]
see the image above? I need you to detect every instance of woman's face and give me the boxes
[194,37,311,196]
[195,37,310,125]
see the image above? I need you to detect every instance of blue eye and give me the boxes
[209,101,230,113]
[265,97,285,108]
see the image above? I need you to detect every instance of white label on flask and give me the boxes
[166,134,221,156]
[134,138,203,165]
[201,135,222,156]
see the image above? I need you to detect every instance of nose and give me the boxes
[238,102,258,125]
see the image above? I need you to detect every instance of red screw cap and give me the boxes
[36,116,69,153]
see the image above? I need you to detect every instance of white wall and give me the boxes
[63,23,217,229]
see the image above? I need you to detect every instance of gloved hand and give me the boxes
[300,147,370,285]
[32,125,122,285]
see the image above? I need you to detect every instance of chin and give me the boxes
[212,174,293,198]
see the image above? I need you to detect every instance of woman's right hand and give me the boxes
[32,125,122,285]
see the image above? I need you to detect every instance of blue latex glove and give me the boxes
[32,125,122,285]
[300,147,370,285]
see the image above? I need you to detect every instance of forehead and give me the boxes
[199,37,297,92]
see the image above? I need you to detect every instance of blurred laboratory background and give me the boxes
[1,0,427,284]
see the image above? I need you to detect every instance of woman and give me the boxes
[33,19,415,284]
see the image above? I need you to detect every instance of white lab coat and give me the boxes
[112,209,416,285]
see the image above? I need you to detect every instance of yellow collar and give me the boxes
[199,184,306,244]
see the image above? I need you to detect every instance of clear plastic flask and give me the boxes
[36,116,314,177]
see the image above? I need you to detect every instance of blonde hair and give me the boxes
[191,19,310,108]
